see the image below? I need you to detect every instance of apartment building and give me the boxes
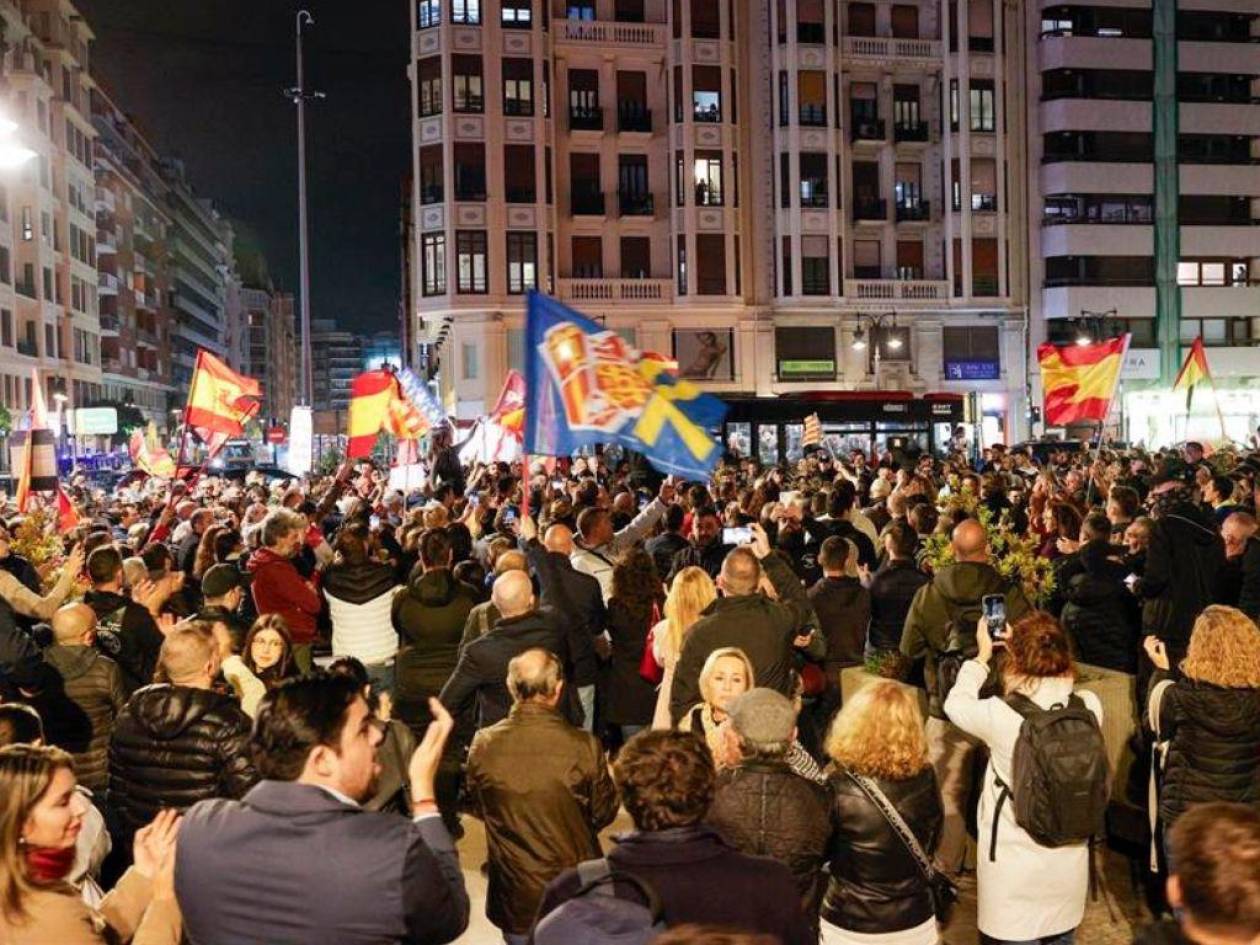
[91,86,176,430]
[240,284,298,424]
[158,158,233,391]
[0,0,103,426]
[408,0,1031,446]
[311,317,364,412]
[1027,0,1260,444]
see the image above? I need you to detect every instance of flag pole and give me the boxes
[1085,334,1131,507]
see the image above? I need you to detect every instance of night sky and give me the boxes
[76,0,411,335]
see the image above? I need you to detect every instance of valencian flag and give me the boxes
[802,413,822,447]
[184,350,261,457]
[1037,335,1130,426]
[524,291,727,479]
[1173,337,1214,410]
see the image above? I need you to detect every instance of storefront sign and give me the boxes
[779,359,836,377]
[69,407,118,435]
[944,360,1000,381]
[1121,349,1160,380]
[881,402,909,414]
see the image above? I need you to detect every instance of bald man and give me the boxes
[900,516,1031,873]
[518,515,605,732]
[29,603,126,792]
[439,569,582,731]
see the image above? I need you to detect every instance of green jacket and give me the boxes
[900,561,1031,718]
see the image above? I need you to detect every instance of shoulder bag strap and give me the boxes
[845,769,938,882]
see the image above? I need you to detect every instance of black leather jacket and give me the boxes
[821,766,943,934]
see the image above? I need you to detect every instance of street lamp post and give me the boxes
[286,11,323,408]
[850,311,901,378]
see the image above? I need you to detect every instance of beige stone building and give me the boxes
[408,0,1032,448]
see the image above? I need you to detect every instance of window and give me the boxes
[572,236,603,278]
[502,0,531,27]
[854,239,881,279]
[676,235,687,295]
[798,71,826,126]
[45,323,54,359]
[620,237,651,278]
[694,152,723,206]
[893,85,923,138]
[616,71,650,132]
[461,342,479,380]
[1177,258,1249,287]
[569,70,601,129]
[848,2,876,36]
[1043,255,1155,287]
[570,153,603,214]
[776,326,836,380]
[504,145,536,203]
[943,326,1000,378]
[778,72,789,127]
[896,239,924,279]
[419,146,443,204]
[797,0,824,42]
[691,0,720,38]
[506,232,538,293]
[21,206,32,241]
[0,310,10,347]
[456,230,488,293]
[781,236,793,295]
[891,4,919,37]
[0,246,9,285]
[453,143,486,200]
[452,56,484,113]
[801,235,829,295]
[800,153,828,208]
[693,66,722,122]
[418,58,442,117]
[451,0,480,23]
[696,235,726,295]
[970,80,995,132]
[674,150,686,206]
[568,2,596,19]
[503,59,534,116]
[42,267,52,301]
[615,0,645,21]
[618,155,651,215]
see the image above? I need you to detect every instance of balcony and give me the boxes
[618,104,652,133]
[16,339,37,357]
[850,118,886,143]
[849,279,950,301]
[842,35,942,66]
[556,18,668,48]
[506,187,537,204]
[99,272,119,295]
[137,328,158,346]
[97,236,117,256]
[893,120,929,142]
[100,313,120,334]
[1183,284,1260,319]
[799,190,830,209]
[569,106,604,131]
[895,199,930,222]
[571,189,607,215]
[797,22,826,44]
[693,104,722,123]
[853,198,888,222]
[133,291,150,310]
[95,187,115,213]
[556,277,673,304]
[420,184,444,205]
[618,192,655,216]
[799,104,828,127]
[972,193,998,212]
[694,183,724,207]
[503,99,533,117]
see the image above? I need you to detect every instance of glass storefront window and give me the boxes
[727,422,751,457]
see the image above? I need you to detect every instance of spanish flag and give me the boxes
[347,370,402,459]
[1037,335,1129,426]
[1173,337,1213,410]
[184,350,261,443]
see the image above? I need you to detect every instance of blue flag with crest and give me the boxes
[523,291,727,479]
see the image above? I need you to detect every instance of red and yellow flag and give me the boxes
[184,350,261,440]
[1173,337,1213,408]
[1037,335,1129,426]
[349,369,427,458]
[489,370,526,439]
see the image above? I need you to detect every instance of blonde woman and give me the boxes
[677,647,754,755]
[1145,605,1260,839]
[0,745,180,945]
[821,681,942,945]
[651,567,718,729]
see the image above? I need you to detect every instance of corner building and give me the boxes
[409,0,1031,455]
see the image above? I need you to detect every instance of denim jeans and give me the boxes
[578,684,596,733]
[981,931,1076,945]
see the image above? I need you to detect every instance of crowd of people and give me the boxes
[0,434,1257,945]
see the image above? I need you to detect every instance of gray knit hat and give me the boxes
[728,688,797,749]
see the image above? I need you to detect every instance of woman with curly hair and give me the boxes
[820,680,942,945]
[1145,605,1260,842]
[191,524,227,583]
[603,546,666,740]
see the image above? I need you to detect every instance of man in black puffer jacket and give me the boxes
[109,621,257,840]
[867,522,929,655]
[1058,513,1140,672]
[1138,476,1225,666]
[707,689,832,931]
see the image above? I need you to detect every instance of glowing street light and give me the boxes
[0,112,35,170]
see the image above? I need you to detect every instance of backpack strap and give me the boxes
[573,858,666,921]
[846,769,941,883]
[989,773,1011,863]
[575,857,613,896]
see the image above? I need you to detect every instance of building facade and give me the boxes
[310,317,363,412]
[1026,0,1260,445]
[408,0,1032,452]
[91,86,176,429]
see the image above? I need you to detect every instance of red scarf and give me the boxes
[23,844,76,884]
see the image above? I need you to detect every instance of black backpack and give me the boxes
[935,603,987,703]
[532,859,666,945]
[989,693,1110,858]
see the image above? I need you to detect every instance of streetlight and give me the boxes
[852,312,900,374]
[0,113,35,169]
[1076,308,1118,346]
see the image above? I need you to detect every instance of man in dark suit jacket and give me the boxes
[439,570,582,730]
[175,674,469,945]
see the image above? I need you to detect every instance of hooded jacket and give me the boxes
[392,569,479,730]
[322,558,401,666]
[1058,540,1141,673]
[1138,500,1225,656]
[84,589,165,695]
[246,547,321,644]
[108,683,258,835]
[867,559,930,653]
[31,645,127,791]
[808,575,871,671]
[1155,678,1260,826]
[900,560,1032,718]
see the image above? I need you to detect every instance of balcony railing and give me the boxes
[557,18,668,47]
[972,193,998,212]
[850,278,950,300]
[693,104,722,123]
[695,184,723,207]
[894,120,929,142]
[896,199,930,222]
[571,190,607,215]
[618,104,652,132]
[799,104,828,127]
[973,276,1000,296]
[569,106,604,131]
[95,187,116,213]
[850,118,886,142]
[800,190,830,209]
[843,35,942,61]
[853,198,887,222]
[100,313,120,333]
[16,339,37,357]
[503,99,533,117]
[506,187,537,204]
[99,272,119,295]
[420,184,444,205]
[557,277,673,303]
[618,192,655,216]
